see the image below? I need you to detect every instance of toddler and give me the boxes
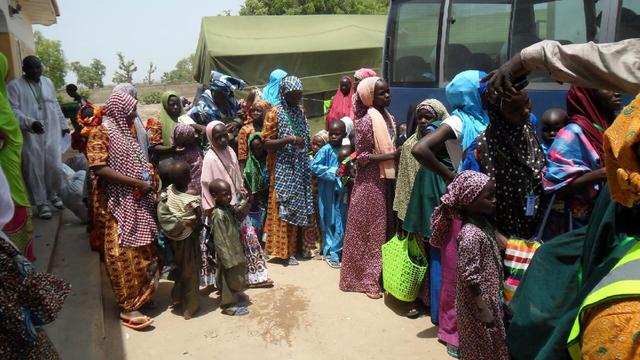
[540,108,568,157]
[172,124,204,194]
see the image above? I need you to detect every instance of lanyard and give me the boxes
[26,80,43,109]
[592,122,605,133]
[285,112,301,137]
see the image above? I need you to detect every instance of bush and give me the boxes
[140,91,162,105]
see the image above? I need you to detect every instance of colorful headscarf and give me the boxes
[567,86,616,159]
[103,92,157,247]
[112,83,137,98]
[354,68,377,81]
[408,99,450,139]
[430,170,490,247]
[356,76,397,179]
[159,91,184,146]
[112,83,149,160]
[263,69,287,106]
[188,72,245,125]
[326,76,355,128]
[243,132,266,194]
[604,94,640,207]
[274,76,314,226]
[246,99,271,126]
[446,70,490,151]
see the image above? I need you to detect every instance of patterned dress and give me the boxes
[456,221,509,360]
[87,125,159,312]
[339,113,392,293]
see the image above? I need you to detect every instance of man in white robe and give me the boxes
[7,56,68,220]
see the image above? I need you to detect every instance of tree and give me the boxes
[69,59,106,89]
[34,31,67,89]
[144,62,157,85]
[112,52,137,84]
[161,55,195,84]
[239,0,389,15]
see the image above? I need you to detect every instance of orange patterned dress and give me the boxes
[87,125,159,312]
[582,299,640,359]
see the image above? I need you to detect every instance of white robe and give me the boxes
[7,76,67,206]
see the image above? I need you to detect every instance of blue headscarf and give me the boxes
[188,71,246,124]
[446,70,489,152]
[263,69,288,106]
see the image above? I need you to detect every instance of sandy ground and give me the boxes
[102,258,449,360]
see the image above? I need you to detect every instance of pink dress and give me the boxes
[339,113,391,293]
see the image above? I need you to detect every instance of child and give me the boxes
[157,160,202,320]
[202,121,273,288]
[311,130,329,154]
[431,171,508,360]
[238,99,270,173]
[310,120,348,268]
[209,178,250,316]
[242,132,269,241]
[172,124,204,194]
[540,108,568,157]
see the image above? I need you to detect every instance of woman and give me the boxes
[543,86,621,236]
[238,99,270,173]
[263,69,287,106]
[0,52,33,260]
[339,77,398,299]
[201,121,272,288]
[189,71,245,125]
[87,92,159,330]
[401,100,450,319]
[263,76,315,266]
[353,68,377,90]
[476,90,546,239]
[325,76,354,129]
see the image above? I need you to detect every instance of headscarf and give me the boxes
[603,94,640,207]
[103,92,157,247]
[263,69,287,106]
[567,86,615,159]
[340,116,354,145]
[0,53,29,207]
[313,130,329,145]
[409,99,450,138]
[246,99,271,126]
[354,68,377,81]
[112,83,149,161]
[430,170,490,247]
[201,120,243,210]
[243,132,266,194]
[172,124,203,194]
[326,76,355,128]
[188,71,245,125]
[274,75,314,226]
[476,94,546,238]
[356,76,397,179]
[159,90,184,146]
[446,70,490,151]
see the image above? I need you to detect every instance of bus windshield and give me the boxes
[387,0,601,87]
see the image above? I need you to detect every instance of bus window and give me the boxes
[444,0,511,81]
[389,0,442,87]
[617,0,640,40]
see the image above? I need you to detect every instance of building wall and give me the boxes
[0,0,37,81]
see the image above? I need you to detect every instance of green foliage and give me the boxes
[34,31,67,89]
[239,0,389,15]
[139,91,162,105]
[144,62,157,85]
[112,52,137,84]
[161,54,195,84]
[69,59,106,89]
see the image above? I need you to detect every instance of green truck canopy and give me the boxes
[193,15,386,95]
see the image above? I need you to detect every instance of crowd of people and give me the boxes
[1,36,640,359]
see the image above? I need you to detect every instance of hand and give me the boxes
[239,187,248,197]
[62,128,70,137]
[495,229,508,250]
[225,122,241,133]
[31,121,45,134]
[289,136,304,148]
[136,180,154,195]
[481,53,529,103]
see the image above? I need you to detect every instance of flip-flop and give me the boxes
[248,279,274,289]
[287,257,299,266]
[222,306,250,316]
[325,258,341,269]
[120,316,153,330]
[406,307,421,319]
[365,292,383,300]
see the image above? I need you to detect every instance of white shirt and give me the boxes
[442,115,463,171]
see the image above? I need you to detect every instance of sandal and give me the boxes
[406,306,421,319]
[446,344,460,358]
[248,279,274,289]
[365,292,383,300]
[222,306,250,316]
[51,197,65,210]
[120,314,153,330]
[326,258,341,269]
[38,205,52,220]
[287,256,299,266]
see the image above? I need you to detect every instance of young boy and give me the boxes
[157,160,202,319]
[209,178,251,316]
[540,108,568,157]
[310,120,348,268]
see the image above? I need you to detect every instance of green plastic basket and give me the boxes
[382,233,428,302]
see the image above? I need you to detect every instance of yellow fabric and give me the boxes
[603,94,640,207]
[581,299,640,360]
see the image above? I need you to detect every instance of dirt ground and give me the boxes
[102,258,450,360]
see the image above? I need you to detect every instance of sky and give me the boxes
[35,0,245,84]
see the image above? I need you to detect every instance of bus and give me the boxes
[383,0,640,122]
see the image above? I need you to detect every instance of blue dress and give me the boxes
[309,144,347,261]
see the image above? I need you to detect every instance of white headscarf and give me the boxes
[340,116,354,146]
